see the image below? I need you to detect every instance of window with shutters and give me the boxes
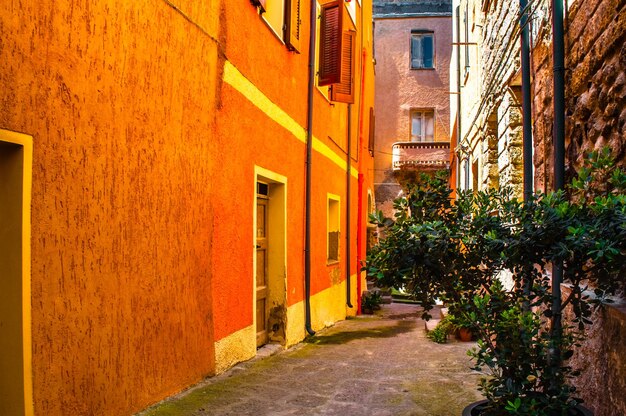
[410,110,435,142]
[318,0,343,86]
[317,0,355,103]
[410,31,434,69]
[254,0,302,53]
[315,1,330,99]
[330,30,355,103]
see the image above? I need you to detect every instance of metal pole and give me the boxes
[346,105,353,308]
[550,0,566,384]
[553,1,566,191]
[520,0,533,201]
[456,5,463,194]
[304,0,317,336]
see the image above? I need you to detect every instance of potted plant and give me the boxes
[361,290,383,314]
[426,313,475,343]
[366,150,625,415]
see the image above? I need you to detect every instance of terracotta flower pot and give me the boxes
[456,327,473,342]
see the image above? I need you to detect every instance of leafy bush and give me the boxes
[365,149,625,415]
[361,291,382,313]
[426,314,455,343]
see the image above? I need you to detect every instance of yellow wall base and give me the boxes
[215,274,361,372]
[213,325,256,375]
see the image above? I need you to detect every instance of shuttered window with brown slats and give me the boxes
[330,30,355,103]
[318,0,343,86]
[285,0,301,53]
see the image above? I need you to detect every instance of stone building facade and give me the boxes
[455,0,625,414]
[530,1,626,414]
[452,0,525,197]
[373,0,453,219]
[532,0,625,192]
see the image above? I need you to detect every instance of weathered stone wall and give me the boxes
[561,288,626,416]
[531,1,626,414]
[455,0,524,195]
[532,0,626,192]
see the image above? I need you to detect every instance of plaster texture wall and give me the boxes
[212,0,377,363]
[373,12,452,218]
[0,1,220,414]
[1,0,377,413]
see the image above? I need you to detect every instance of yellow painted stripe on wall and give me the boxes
[223,61,307,143]
[223,61,358,178]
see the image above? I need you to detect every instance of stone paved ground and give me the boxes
[139,303,483,416]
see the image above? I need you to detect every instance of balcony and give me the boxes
[392,141,451,171]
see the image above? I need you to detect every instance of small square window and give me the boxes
[410,33,434,69]
[410,110,435,142]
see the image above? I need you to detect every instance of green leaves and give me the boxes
[363,148,625,415]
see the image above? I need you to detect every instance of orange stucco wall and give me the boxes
[1,0,375,413]
[212,0,376,341]
[1,1,220,414]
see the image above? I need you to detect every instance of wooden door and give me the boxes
[256,196,269,347]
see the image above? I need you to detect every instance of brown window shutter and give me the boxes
[285,0,302,53]
[318,0,343,86]
[330,30,355,103]
[368,107,375,154]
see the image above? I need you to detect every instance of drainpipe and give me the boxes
[520,0,533,202]
[550,0,566,369]
[356,173,364,314]
[455,5,463,194]
[356,46,367,315]
[520,0,534,311]
[304,0,317,336]
[346,104,354,309]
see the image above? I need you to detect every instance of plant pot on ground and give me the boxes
[361,290,382,314]
[365,150,625,416]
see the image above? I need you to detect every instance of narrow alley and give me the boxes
[139,303,482,416]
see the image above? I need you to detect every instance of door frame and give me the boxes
[0,129,34,416]
[253,166,287,347]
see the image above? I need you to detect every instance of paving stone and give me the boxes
[139,303,483,416]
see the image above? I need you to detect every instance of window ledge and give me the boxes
[326,260,340,266]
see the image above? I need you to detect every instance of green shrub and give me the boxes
[426,315,455,344]
[361,291,382,313]
[365,148,625,415]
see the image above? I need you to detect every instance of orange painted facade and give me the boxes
[0,0,375,414]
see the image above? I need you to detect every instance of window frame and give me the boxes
[410,31,435,70]
[318,0,344,86]
[410,109,435,142]
[256,0,302,53]
[327,194,341,264]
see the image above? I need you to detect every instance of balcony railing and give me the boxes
[392,141,451,171]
